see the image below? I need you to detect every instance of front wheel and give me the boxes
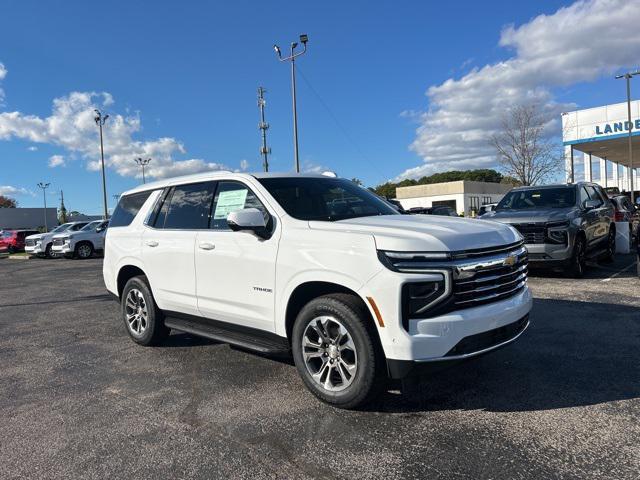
[121,276,170,346]
[292,293,383,409]
[75,242,94,259]
[569,236,587,278]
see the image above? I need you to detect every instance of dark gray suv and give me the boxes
[482,183,615,277]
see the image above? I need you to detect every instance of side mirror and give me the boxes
[227,208,270,239]
[96,226,105,233]
[583,199,600,210]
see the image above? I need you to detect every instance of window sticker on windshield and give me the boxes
[214,189,248,219]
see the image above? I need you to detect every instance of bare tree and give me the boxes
[490,105,563,186]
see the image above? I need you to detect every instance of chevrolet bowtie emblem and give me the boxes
[503,255,517,267]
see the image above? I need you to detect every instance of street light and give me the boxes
[615,70,640,203]
[94,109,110,220]
[37,182,50,231]
[274,33,309,173]
[134,157,151,184]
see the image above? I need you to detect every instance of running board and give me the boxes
[164,313,290,355]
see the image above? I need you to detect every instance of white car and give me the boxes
[51,220,109,259]
[103,172,532,409]
[25,222,90,258]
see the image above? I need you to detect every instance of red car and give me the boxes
[0,229,40,253]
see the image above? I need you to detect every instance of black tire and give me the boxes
[601,227,616,263]
[44,243,53,258]
[74,241,94,259]
[569,235,587,278]
[121,276,170,346]
[7,246,15,254]
[291,293,384,409]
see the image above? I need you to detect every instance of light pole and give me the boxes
[37,182,50,231]
[94,109,110,219]
[274,34,308,173]
[134,157,151,184]
[615,70,640,203]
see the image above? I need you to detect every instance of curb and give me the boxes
[8,256,30,260]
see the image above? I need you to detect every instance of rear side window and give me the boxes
[155,182,215,230]
[110,191,153,227]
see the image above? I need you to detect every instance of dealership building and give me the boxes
[563,100,640,192]
[395,181,512,216]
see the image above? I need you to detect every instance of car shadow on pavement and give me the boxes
[365,297,640,414]
[527,253,637,280]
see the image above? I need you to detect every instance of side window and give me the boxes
[110,191,153,227]
[585,186,604,205]
[160,182,216,230]
[579,187,590,207]
[210,181,268,230]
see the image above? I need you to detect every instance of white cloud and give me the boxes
[239,159,249,171]
[0,85,232,180]
[0,185,33,197]
[48,154,65,167]
[27,145,38,151]
[400,0,640,180]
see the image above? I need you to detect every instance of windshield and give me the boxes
[258,177,399,221]
[497,187,576,210]
[80,221,101,232]
[51,223,71,233]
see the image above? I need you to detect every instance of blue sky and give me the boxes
[0,0,638,213]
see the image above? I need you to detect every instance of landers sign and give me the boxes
[595,119,640,136]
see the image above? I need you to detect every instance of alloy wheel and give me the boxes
[78,244,92,258]
[301,316,358,392]
[125,289,148,336]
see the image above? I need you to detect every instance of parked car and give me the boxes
[51,220,109,259]
[478,203,498,217]
[104,172,532,409]
[0,229,39,253]
[609,194,639,242]
[482,182,615,277]
[406,205,458,216]
[25,222,90,258]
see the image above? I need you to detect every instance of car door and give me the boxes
[585,185,609,246]
[94,221,109,250]
[195,180,280,332]
[142,181,216,317]
[578,186,599,247]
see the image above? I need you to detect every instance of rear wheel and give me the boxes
[121,276,170,346]
[291,293,383,409]
[601,228,616,263]
[569,236,586,278]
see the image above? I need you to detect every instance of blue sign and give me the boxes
[595,119,640,135]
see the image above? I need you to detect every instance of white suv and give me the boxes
[25,221,89,258]
[103,172,532,408]
[51,220,109,259]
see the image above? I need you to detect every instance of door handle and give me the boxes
[145,240,159,247]
[198,242,215,251]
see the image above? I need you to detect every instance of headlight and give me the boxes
[378,250,450,272]
[63,237,71,244]
[546,220,570,244]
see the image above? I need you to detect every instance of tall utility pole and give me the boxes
[257,87,271,172]
[134,157,151,184]
[274,34,308,173]
[94,109,110,219]
[37,182,50,231]
[59,190,68,223]
[615,70,640,203]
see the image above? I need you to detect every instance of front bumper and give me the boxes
[25,245,45,255]
[523,241,573,266]
[386,315,529,378]
[51,244,73,255]
[361,261,533,370]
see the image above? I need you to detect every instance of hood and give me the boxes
[309,214,520,252]
[482,207,574,224]
[26,233,44,241]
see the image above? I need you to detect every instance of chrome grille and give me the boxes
[452,248,528,309]
[53,238,64,246]
[25,239,36,247]
[511,223,545,244]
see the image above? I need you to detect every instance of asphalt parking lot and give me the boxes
[0,256,638,479]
